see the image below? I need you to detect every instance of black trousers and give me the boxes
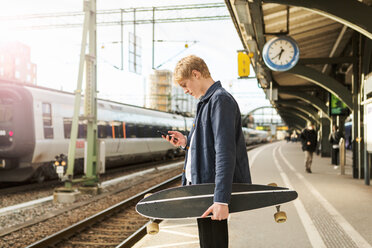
[331,148,339,165]
[197,218,228,248]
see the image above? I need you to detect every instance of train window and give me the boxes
[42,103,53,139]
[63,119,72,139]
[106,125,113,138]
[125,123,136,138]
[113,125,119,139]
[98,124,107,138]
[78,124,87,139]
[42,103,52,126]
[115,124,124,138]
[137,124,145,138]
[145,125,154,138]
[44,127,54,139]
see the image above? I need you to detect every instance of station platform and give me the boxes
[132,141,372,248]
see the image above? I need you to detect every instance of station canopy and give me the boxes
[225,0,372,129]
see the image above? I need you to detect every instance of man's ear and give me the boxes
[192,70,201,79]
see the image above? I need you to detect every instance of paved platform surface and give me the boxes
[133,141,372,248]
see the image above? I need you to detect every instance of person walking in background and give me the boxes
[290,130,298,142]
[300,123,317,173]
[161,55,251,248]
[329,124,344,168]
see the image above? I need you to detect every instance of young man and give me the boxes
[300,123,317,173]
[161,55,251,248]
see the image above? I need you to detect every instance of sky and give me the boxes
[0,0,271,114]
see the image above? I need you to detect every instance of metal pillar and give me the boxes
[63,0,98,190]
[340,138,346,175]
[362,39,372,185]
[320,117,331,157]
[83,0,98,187]
[352,33,361,179]
[152,7,155,69]
[120,9,124,70]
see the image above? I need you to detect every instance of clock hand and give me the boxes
[271,48,285,60]
[278,47,284,60]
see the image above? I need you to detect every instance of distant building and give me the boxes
[148,70,172,112]
[0,42,37,84]
[147,69,196,115]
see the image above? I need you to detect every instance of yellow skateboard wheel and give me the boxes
[147,222,159,235]
[268,183,278,187]
[274,211,287,223]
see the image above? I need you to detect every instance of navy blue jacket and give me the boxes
[182,81,251,204]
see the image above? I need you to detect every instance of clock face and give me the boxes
[262,36,299,71]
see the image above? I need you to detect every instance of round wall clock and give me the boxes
[262,36,300,71]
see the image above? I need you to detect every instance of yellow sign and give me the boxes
[238,52,252,77]
[277,126,289,131]
[256,126,270,131]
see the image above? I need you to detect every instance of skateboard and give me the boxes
[136,183,298,234]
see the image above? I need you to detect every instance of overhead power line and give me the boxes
[0,3,230,30]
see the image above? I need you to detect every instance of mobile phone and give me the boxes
[157,130,178,142]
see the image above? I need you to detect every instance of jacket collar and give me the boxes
[199,81,221,103]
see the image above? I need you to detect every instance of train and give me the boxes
[0,82,194,182]
[242,127,270,146]
[0,81,269,183]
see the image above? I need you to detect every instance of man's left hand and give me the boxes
[201,203,229,220]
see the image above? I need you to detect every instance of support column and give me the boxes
[81,0,98,187]
[320,117,331,157]
[352,33,360,179]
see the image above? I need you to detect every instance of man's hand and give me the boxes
[201,203,229,221]
[162,131,187,147]
[307,141,311,145]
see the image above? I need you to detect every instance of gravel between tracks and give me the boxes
[0,159,183,209]
[0,165,182,248]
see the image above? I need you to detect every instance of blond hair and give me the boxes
[173,55,211,84]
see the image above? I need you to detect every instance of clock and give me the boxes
[262,36,300,71]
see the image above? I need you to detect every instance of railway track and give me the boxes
[24,143,266,248]
[26,175,181,248]
[0,158,184,194]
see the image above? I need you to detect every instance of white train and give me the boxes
[242,127,270,146]
[0,82,193,182]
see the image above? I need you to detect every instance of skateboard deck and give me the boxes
[136,183,298,219]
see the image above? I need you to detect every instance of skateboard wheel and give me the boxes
[274,211,287,223]
[147,222,159,235]
[268,183,277,187]
[144,193,152,198]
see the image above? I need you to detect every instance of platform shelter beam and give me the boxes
[278,112,307,129]
[262,0,372,40]
[279,89,330,120]
[288,65,353,110]
[277,107,318,126]
[280,115,304,130]
[275,100,319,122]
